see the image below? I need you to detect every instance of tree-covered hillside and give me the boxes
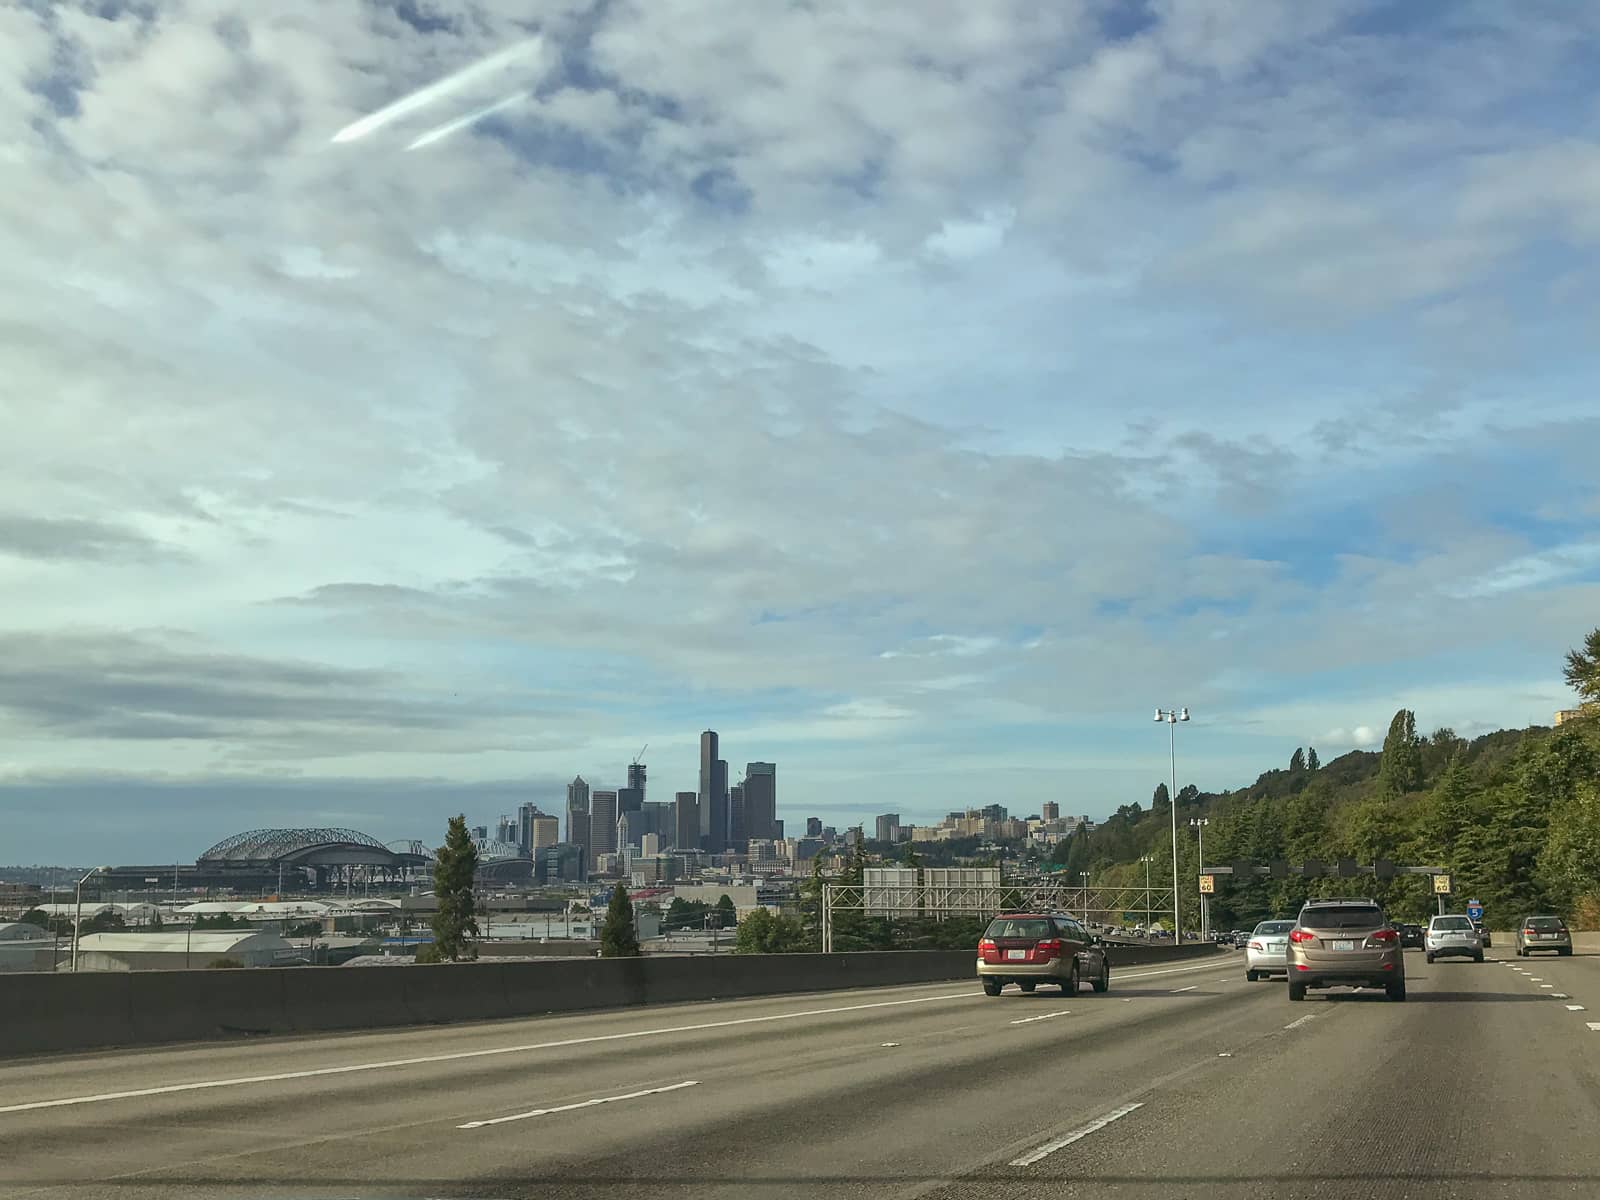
[1053,629,1600,930]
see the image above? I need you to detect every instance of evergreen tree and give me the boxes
[600,884,641,957]
[1290,747,1306,772]
[1564,627,1600,704]
[714,893,738,930]
[1152,782,1170,809]
[19,908,47,929]
[431,814,480,961]
[1376,709,1424,798]
[1306,747,1320,771]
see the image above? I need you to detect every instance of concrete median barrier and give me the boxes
[0,943,1219,1058]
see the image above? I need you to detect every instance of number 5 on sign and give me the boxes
[1198,875,1214,894]
[1432,874,1452,894]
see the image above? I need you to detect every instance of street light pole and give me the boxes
[1154,708,1190,942]
[70,867,107,972]
[1140,856,1153,932]
[1190,818,1210,941]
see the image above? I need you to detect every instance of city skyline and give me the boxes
[5,4,1598,865]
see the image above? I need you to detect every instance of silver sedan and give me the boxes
[1244,919,1296,980]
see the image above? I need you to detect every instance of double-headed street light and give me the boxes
[1190,817,1210,940]
[1155,707,1190,941]
[1139,855,1154,931]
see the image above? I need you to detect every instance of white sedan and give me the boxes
[1244,919,1296,980]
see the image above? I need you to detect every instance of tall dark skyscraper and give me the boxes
[711,757,729,850]
[729,782,746,850]
[675,791,699,851]
[744,762,777,842]
[699,731,733,850]
[589,790,618,871]
[566,776,591,868]
[628,761,646,797]
[806,816,822,838]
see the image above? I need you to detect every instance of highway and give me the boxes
[4,947,1600,1199]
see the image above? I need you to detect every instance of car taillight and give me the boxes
[1370,929,1398,944]
[1524,929,1536,937]
[1248,941,1263,951]
[1289,928,1315,944]
[1036,938,1061,959]
[979,939,996,950]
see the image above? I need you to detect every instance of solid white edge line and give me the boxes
[1010,1011,1069,1025]
[1170,985,1198,993]
[459,1079,698,1128]
[0,959,1228,1116]
[1009,1102,1145,1166]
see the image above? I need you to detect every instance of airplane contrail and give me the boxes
[331,38,543,144]
[406,90,529,150]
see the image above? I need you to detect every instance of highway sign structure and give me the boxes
[1467,899,1484,921]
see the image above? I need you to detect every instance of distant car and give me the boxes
[977,912,1110,996]
[1287,898,1405,1002]
[1426,914,1484,963]
[1398,923,1424,949]
[1516,915,1573,957]
[1231,929,1250,948]
[1471,920,1491,948]
[1245,919,1295,981]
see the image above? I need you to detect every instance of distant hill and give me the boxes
[1053,713,1598,929]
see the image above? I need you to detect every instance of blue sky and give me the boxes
[1,0,1598,864]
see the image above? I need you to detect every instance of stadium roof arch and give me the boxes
[198,828,401,870]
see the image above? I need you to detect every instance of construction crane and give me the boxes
[633,743,647,764]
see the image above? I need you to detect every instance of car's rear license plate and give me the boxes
[1007,949,1027,960]
[1333,940,1355,951]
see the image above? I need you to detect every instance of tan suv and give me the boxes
[1286,898,1405,1002]
[977,912,1110,996]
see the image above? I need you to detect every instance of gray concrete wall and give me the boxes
[0,942,1217,1059]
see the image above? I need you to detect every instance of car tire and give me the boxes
[1063,960,1080,997]
[1288,980,1306,1002]
[1092,961,1110,993]
[1387,980,1406,1002]
[1246,970,1258,982]
[982,978,1002,996]
[1019,980,1037,993]
[1561,947,1573,957]
[1474,952,1484,963]
[1426,952,1435,964]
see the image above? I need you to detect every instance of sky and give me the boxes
[3,0,1599,865]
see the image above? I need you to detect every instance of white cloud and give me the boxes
[1,2,1597,857]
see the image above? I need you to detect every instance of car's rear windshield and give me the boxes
[1528,917,1566,931]
[1255,921,1295,934]
[1300,906,1384,929]
[1432,916,1474,930]
[986,918,1052,939]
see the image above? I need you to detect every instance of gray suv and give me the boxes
[1286,899,1405,1002]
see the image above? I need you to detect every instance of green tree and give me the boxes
[1376,709,1424,798]
[82,910,127,935]
[714,894,738,930]
[1564,627,1600,704]
[600,884,641,957]
[734,908,809,954]
[1306,747,1320,771]
[206,956,245,969]
[414,943,444,964]
[431,814,480,961]
[1152,783,1170,809]
[19,908,48,929]
[1290,747,1306,772]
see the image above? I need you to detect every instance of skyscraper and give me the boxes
[590,790,618,871]
[711,758,729,851]
[628,761,646,798]
[675,791,699,851]
[729,782,747,851]
[566,776,591,868]
[518,802,556,855]
[744,762,776,842]
[875,813,901,843]
[530,812,559,851]
[698,730,719,848]
[1042,802,1060,822]
[806,816,822,838]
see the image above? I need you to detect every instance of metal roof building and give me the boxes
[74,931,302,971]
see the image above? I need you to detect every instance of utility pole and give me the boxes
[1154,708,1190,941]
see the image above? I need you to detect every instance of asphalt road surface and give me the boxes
[5,947,1600,1200]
